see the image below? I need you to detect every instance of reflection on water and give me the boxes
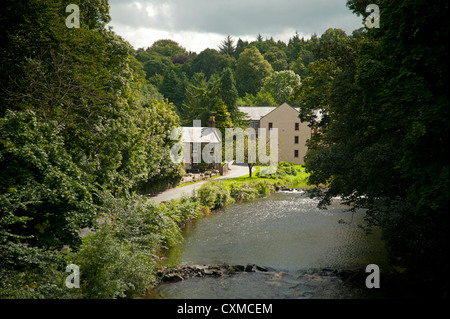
[151,192,388,299]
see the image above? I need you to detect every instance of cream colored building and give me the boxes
[238,103,311,165]
[180,126,221,172]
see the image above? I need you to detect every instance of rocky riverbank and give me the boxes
[156,263,369,288]
[157,263,269,283]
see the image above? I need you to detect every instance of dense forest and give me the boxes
[132,27,322,126]
[0,0,448,298]
[301,0,449,296]
[0,0,187,298]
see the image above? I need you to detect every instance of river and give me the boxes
[149,192,389,299]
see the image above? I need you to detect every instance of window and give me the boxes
[294,150,299,158]
[269,122,273,130]
[294,136,299,144]
[295,122,299,131]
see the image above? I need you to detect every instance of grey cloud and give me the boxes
[109,0,362,36]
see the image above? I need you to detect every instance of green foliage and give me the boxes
[276,161,298,176]
[130,28,328,122]
[235,46,273,96]
[261,70,301,105]
[74,224,155,299]
[0,110,96,249]
[297,0,449,295]
[355,1,449,285]
[229,183,260,201]
[219,35,235,56]
[214,99,234,138]
[190,49,233,79]
[263,46,289,71]
[238,92,278,107]
[196,181,232,209]
[253,162,309,189]
[131,99,183,195]
[159,69,188,110]
[164,196,205,226]
[0,242,79,299]
[72,191,206,299]
[182,72,221,126]
[226,178,277,202]
[139,50,174,79]
[148,39,187,58]
[0,0,184,298]
[219,68,240,123]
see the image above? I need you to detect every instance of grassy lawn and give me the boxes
[221,164,312,189]
[175,163,312,190]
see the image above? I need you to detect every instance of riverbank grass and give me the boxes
[221,163,311,190]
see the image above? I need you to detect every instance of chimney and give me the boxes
[209,116,215,128]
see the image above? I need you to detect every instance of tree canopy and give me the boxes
[290,1,449,296]
[235,46,273,97]
[0,0,183,256]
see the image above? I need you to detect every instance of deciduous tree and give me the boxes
[235,47,273,96]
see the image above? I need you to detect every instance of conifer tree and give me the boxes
[219,68,239,123]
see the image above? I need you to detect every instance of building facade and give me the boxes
[180,126,222,172]
[239,103,311,165]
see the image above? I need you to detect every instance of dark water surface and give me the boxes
[150,192,388,299]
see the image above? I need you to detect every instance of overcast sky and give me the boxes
[108,0,364,53]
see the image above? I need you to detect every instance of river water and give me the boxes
[150,192,389,299]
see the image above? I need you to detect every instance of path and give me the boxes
[149,163,253,202]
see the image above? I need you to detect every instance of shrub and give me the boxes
[0,110,96,249]
[100,193,183,252]
[253,180,275,196]
[197,181,232,209]
[229,182,259,201]
[73,225,155,299]
[0,242,79,299]
[169,196,204,225]
[277,161,297,176]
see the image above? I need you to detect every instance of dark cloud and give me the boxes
[108,0,363,51]
[110,0,361,33]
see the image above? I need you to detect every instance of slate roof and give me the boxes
[238,106,277,120]
[181,127,221,143]
[239,104,300,121]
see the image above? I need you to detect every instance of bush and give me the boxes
[276,161,298,176]
[165,196,204,226]
[229,182,259,201]
[229,180,276,201]
[73,225,155,299]
[99,193,183,253]
[253,180,275,196]
[197,181,232,209]
[0,242,78,299]
[0,110,96,249]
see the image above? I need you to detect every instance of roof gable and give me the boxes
[181,127,221,143]
[238,106,276,121]
[260,102,300,120]
[239,103,300,121]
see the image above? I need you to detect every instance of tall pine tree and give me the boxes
[214,99,233,139]
[219,68,239,124]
